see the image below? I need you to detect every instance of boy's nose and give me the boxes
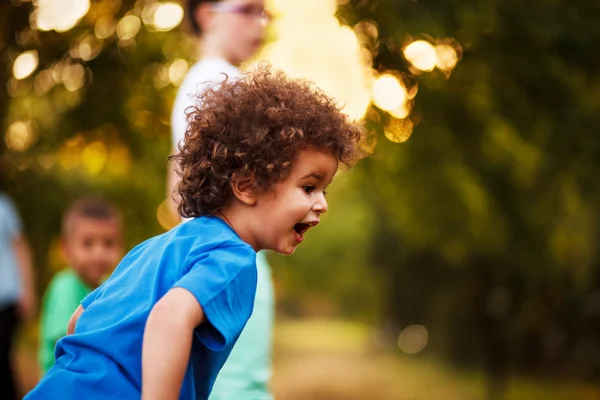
[312,193,328,215]
[259,15,269,27]
[92,244,110,259]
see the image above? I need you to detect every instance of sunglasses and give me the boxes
[211,2,272,22]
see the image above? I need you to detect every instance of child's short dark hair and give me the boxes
[187,0,218,34]
[63,196,120,237]
[172,63,366,218]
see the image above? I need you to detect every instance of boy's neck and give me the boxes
[218,206,259,252]
[199,40,240,67]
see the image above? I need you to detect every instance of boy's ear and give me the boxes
[231,172,257,206]
[196,3,214,32]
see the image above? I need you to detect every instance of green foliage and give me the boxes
[2,0,600,380]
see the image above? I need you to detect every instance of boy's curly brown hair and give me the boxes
[171,63,366,218]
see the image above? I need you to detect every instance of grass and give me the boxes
[271,319,596,400]
[14,318,597,399]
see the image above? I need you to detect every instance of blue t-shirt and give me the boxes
[25,216,257,400]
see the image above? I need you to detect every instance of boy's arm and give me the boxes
[166,150,181,220]
[67,305,84,335]
[13,234,36,320]
[141,287,205,400]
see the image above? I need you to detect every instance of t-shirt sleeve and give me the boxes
[173,243,257,351]
[41,274,86,352]
[80,286,99,309]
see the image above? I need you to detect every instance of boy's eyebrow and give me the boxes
[301,173,324,181]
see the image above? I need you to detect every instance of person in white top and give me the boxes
[167,1,274,399]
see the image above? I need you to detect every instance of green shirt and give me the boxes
[209,251,275,400]
[38,268,91,374]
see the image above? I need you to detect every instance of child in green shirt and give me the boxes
[38,197,123,374]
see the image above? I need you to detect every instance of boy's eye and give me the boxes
[323,190,328,196]
[237,4,270,20]
[303,186,315,194]
[239,5,256,16]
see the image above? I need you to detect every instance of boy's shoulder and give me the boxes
[164,217,255,269]
[180,58,241,95]
[42,269,90,318]
[173,216,251,250]
[189,58,240,80]
[46,268,88,293]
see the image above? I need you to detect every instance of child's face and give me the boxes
[208,0,267,64]
[62,217,123,288]
[250,148,338,255]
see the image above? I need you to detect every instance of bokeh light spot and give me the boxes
[403,40,437,72]
[35,0,90,32]
[157,200,180,231]
[5,121,36,152]
[389,103,410,119]
[153,2,184,32]
[371,74,406,112]
[71,34,103,61]
[95,15,117,39]
[168,59,189,86]
[384,117,414,144]
[33,69,55,95]
[435,44,458,71]
[62,64,86,92]
[153,65,170,89]
[82,141,107,174]
[106,145,132,176]
[117,15,142,40]
[13,50,39,80]
[398,324,428,354]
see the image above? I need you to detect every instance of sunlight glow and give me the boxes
[34,0,90,32]
[13,51,39,80]
[260,0,372,119]
[403,40,437,72]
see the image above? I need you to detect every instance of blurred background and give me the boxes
[2,0,600,399]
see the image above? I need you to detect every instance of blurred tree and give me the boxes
[2,0,600,389]
[334,0,600,382]
[0,0,191,288]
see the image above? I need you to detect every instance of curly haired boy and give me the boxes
[25,65,365,400]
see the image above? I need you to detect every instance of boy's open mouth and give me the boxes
[293,221,318,242]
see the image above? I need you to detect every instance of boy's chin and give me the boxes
[271,244,297,256]
[281,248,297,256]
